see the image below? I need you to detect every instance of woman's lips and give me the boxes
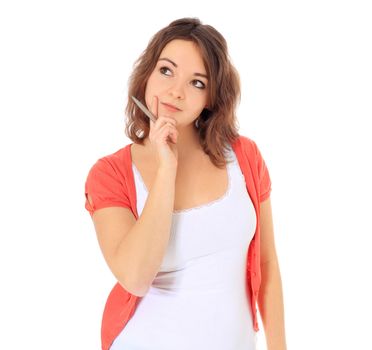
[161,102,181,113]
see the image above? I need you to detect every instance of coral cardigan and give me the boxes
[84,134,272,350]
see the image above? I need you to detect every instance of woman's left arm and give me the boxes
[258,197,288,350]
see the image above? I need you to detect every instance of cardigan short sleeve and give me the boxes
[252,140,272,202]
[84,158,131,217]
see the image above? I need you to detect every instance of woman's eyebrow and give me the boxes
[158,57,209,80]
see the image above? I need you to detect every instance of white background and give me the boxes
[1,0,371,349]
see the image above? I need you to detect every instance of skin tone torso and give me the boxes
[130,140,228,212]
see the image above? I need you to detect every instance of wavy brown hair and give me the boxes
[124,17,241,168]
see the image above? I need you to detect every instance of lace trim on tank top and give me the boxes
[132,153,233,215]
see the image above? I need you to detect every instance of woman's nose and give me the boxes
[168,81,185,100]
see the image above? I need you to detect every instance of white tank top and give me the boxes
[110,146,258,350]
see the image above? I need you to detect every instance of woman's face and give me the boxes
[144,39,209,128]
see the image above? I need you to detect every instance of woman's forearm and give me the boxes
[257,258,288,350]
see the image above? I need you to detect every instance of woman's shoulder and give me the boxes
[98,143,132,165]
[87,143,132,178]
[232,134,260,156]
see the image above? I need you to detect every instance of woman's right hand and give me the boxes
[148,96,179,170]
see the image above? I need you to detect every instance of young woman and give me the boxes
[85,17,287,350]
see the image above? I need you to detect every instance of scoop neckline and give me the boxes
[132,160,232,215]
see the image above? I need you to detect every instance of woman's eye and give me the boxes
[159,66,172,76]
[193,80,206,89]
